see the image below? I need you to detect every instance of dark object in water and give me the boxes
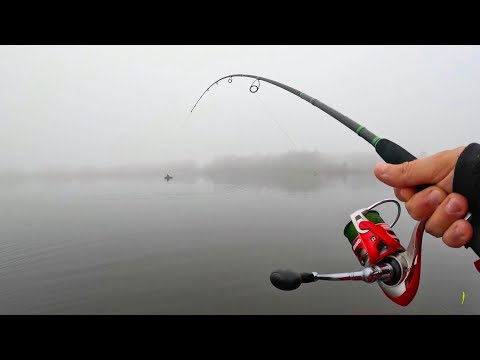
[165,174,173,182]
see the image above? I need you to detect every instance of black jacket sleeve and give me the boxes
[453,143,480,256]
[453,143,480,212]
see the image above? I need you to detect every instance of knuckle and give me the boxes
[452,193,469,208]
[400,161,412,179]
[394,188,403,201]
[443,232,460,248]
[425,222,442,238]
[445,193,469,218]
[405,201,422,221]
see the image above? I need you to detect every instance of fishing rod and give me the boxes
[191,74,480,306]
[191,74,418,166]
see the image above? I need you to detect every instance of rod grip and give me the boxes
[375,138,480,258]
[375,138,428,192]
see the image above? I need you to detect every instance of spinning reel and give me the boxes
[270,199,425,306]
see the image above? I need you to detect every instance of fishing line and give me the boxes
[252,92,298,149]
[180,76,298,151]
[176,112,192,133]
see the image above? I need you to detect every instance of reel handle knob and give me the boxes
[270,269,315,291]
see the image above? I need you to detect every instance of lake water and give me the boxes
[0,173,479,314]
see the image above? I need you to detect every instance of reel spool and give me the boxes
[343,199,404,267]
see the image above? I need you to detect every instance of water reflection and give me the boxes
[0,151,380,193]
[1,152,477,314]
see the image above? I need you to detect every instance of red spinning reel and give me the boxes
[270,199,425,307]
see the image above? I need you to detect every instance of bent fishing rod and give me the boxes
[192,74,420,166]
[191,74,480,306]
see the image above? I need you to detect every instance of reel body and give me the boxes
[342,199,423,306]
[344,201,404,267]
[270,199,425,306]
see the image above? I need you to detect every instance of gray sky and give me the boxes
[1,45,479,171]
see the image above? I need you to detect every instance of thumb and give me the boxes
[373,155,443,188]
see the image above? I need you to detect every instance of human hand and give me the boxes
[373,146,473,248]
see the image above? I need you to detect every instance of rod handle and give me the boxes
[375,138,428,192]
[375,138,480,258]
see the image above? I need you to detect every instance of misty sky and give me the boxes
[1,45,479,171]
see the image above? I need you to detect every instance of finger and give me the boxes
[404,186,447,221]
[437,169,455,194]
[442,219,473,248]
[425,193,469,237]
[373,148,462,188]
[394,187,416,202]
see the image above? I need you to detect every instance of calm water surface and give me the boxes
[0,173,478,314]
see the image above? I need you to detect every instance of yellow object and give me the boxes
[462,291,466,305]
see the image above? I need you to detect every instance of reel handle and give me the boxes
[270,269,315,291]
[375,138,480,258]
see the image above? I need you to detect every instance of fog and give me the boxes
[1,46,480,314]
[0,150,378,192]
[1,45,479,171]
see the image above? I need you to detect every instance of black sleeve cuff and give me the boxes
[453,143,480,213]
